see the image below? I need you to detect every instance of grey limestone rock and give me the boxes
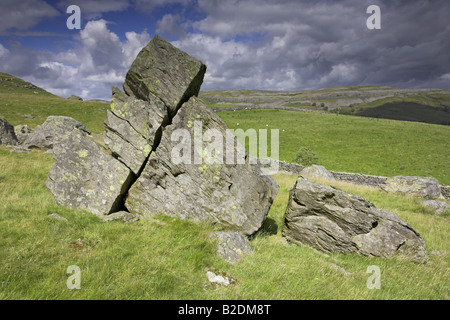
[209,231,253,263]
[283,176,428,263]
[125,97,278,236]
[421,200,450,214]
[383,176,442,199]
[46,128,133,216]
[23,116,91,150]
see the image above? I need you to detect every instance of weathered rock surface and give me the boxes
[104,87,168,174]
[300,165,335,181]
[125,97,277,235]
[48,213,68,222]
[47,35,277,234]
[0,117,18,146]
[46,128,133,216]
[23,116,91,150]
[421,200,450,214]
[124,35,206,117]
[383,176,442,199]
[14,124,31,144]
[283,176,428,263]
[102,211,140,223]
[209,231,253,263]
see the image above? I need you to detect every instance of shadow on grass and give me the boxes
[251,217,279,239]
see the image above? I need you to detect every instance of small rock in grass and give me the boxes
[102,211,140,223]
[48,213,68,222]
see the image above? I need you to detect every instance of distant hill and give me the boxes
[200,86,450,125]
[0,73,56,97]
[0,72,109,133]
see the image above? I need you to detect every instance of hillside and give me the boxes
[0,73,109,133]
[1,73,449,184]
[200,86,450,125]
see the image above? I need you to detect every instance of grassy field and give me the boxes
[217,109,450,185]
[0,147,448,299]
[1,74,449,299]
[200,87,450,125]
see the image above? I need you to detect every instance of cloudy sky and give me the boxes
[0,0,449,100]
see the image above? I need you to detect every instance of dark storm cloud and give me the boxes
[177,0,450,90]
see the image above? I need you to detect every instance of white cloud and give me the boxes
[156,14,185,38]
[0,19,150,100]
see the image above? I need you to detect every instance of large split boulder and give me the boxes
[47,35,277,235]
[382,176,442,199]
[0,116,18,146]
[125,97,277,235]
[283,176,428,263]
[23,116,91,150]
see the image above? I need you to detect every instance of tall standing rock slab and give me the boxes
[104,87,168,174]
[283,176,428,263]
[125,97,278,236]
[0,116,18,146]
[123,35,206,117]
[46,128,133,216]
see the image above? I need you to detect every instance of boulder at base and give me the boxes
[23,116,91,150]
[46,128,133,216]
[125,97,278,236]
[283,176,428,263]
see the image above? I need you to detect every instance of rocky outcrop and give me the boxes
[283,176,428,263]
[125,97,276,235]
[23,116,91,150]
[0,116,18,146]
[47,35,277,235]
[383,176,442,199]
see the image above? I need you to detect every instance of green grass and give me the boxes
[217,109,450,185]
[1,76,449,299]
[0,148,448,299]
